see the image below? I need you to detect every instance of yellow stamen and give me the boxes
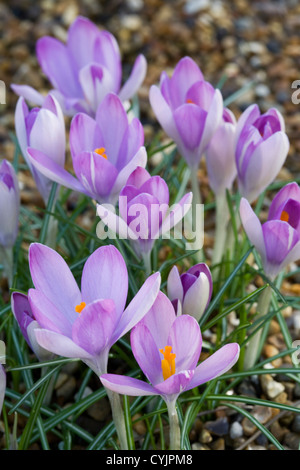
[75,302,86,314]
[94,147,108,159]
[186,99,194,104]
[159,345,176,381]
[280,210,289,223]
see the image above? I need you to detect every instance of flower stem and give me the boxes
[142,251,152,277]
[243,285,272,370]
[212,192,229,280]
[166,400,181,450]
[105,388,128,450]
[45,215,58,249]
[190,168,204,262]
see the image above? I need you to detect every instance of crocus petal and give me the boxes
[149,85,178,141]
[111,271,161,344]
[29,243,81,322]
[187,343,240,390]
[268,182,300,222]
[81,245,128,317]
[97,203,138,240]
[70,112,100,159]
[93,31,122,92]
[0,365,6,415]
[200,88,223,154]
[79,63,113,114]
[11,292,34,346]
[126,166,151,188]
[130,324,162,385]
[101,374,157,396]
[182,272,212,321]
[67,16,102,69]
[119,54,147,102]
[239,198,266,261]
[167,265,184,304]
[168,315,202,371]
[35,328,93,359]
[154,370,194,397]
[11,84,45,106]
[27,320,54,361]
[72,299,117,356]
[160,192,193,235]
[235,104,261,145]
[278,239,300,272]
[167,57,204,108]
[173,104,206,151]
[14,97,29,159]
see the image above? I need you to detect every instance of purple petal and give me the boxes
[67,16,102,69]
[154,370,194,396]
[168,315,202,371]
[0,365,6,414]
[130,324,162,385]
[167,266,184,304]
[173,104,206,151]
[166,57,204,109]
[187,343,240,390]
[29,243,81,322]
[239,197,266,262]
[182,272,212,321]
[97,203,137,240]
[70,112,100,159]
[126,167,151,188]
[81,245,128,318]
[116,117,144,169]
[34,328,93,359]
[93,31,121,93]
[11,84,44,106]
[149,85,178,141]
[11,292,34,346]
[100,374,157,396]
[160,192,193,235]
[268,182,300,223]
[235,104,261,145]
[119,54,147,102]
[79,63,113,114]
[185,81,215,110]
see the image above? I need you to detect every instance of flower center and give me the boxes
[159,345,176,381]
[280,210,289,223]
[186,99,194,104]
[75,302,86,314]
[94,147,108,159]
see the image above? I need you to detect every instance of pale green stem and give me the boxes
[190,168,203,262]
[45,215,58,249]
[167,400,181,450]
[105,388,128,450]
[0,246,13,287]
[243,285,272,370]
[142,251,152,277]
[212,192,230,280]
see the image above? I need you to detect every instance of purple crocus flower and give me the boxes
[101,291,240,404]
[14,93,66,204]
[27,93,146,205]
[205,108,237,195]
[167,263,212,321]
[240,182,300,280]
[0,365,5,415]
[97,167,192,258]
[27,243,161,375]
[12,16,147,117]
[149,57,223,169]
[0,160,20,248]
[235,104,289,203]
[11,292,54,361]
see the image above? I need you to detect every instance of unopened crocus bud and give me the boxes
[0,160,19,247]
[240,182,300,280]
[205,108,237,195]
[235,104,289,203]
[167,263,212,321]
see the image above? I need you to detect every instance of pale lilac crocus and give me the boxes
[240,182,300,280]
[27,93,146,205]
[12,16,147,117]
[167,263,212,321]
[205,108,237,196]
[11,292,54,362]
[0,365,5,416]
[235,104,289,203]
[149,56,223,170]
[0,160,19,248]
[14,93,65,204]
[28,243,161,376]
[101,292,240,448]
[97,167,192,263]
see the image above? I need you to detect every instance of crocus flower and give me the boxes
[240,182,300,280]
[167,263,212,321]
[235,104,289,203]
[12,16,147,117]
[14,93,65,204]
[27,93,146,205]
[27,243,161,375]
[97,167,192,258]
[149,56,223,170]
[11,292,55,361]
[0,160,19,248]
[101,291,240,405]
[205,108,237,195]
[0,365,5,415]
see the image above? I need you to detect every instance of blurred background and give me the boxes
[1,0,300,196]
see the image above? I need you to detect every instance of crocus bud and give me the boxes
[167,263,212,321]
[11,292,55,362]
[0,365,5,415]
[0,160,19,247]
[150,56,223,170]
[14,93,65,204]
[205,108,237,195]
[235,104,289,203]
[240,182,300,280]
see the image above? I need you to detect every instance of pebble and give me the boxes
[283,432,300,450]
[230,421,244,439]
[270,421,288,442]
[210,438,225,450]
[260,374,285,399]
[204,417,229,437]
[199,428,213,444]
[191,442,210,450]
[87,398,110,422]
[291,414,300,433]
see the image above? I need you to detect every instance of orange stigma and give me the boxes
[186,99,194,104]
[280,210,289,223]
[159,345,176,381]
[94,147,108,159]
[75,302,86,314]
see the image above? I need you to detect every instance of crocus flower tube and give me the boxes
[235,104,289,203]
[149,56,223,170]
[27,93,146,205]
[14,93,66,205]
[101,292,240,449]
[0,365,5,416]
[0,160,19,248]
[97,167,192,266]
[12,16,147,117]
[11,292,55,362]
[167,263,212,321]
[240,182,300,281]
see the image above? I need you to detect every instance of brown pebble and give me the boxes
[210,438,225,450]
